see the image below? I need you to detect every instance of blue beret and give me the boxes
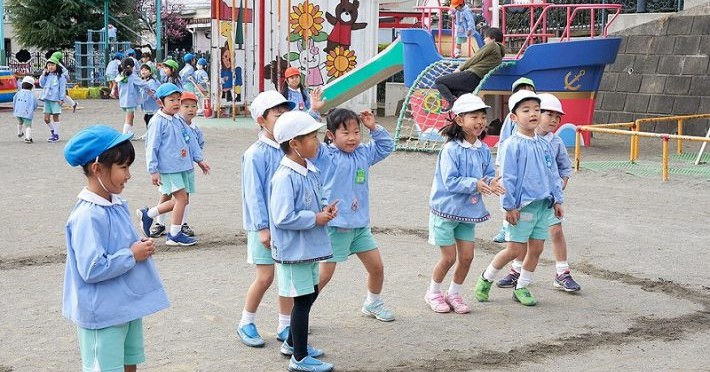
[64,125,133,167]
[155,83,182,98]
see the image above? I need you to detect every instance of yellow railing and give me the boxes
[575,114,710,181]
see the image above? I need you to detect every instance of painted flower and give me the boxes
[289,2,324,40]
[325,47,357,78]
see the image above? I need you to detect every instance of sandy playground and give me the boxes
[0,100,709,371]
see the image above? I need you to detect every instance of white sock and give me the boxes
[48,122,55,133]
[428,279,442,294]
[448,281,462,296]
[25,127,32,139]
[516,269,534,289]
[555,261,570,276]
[170,224,181,236]
[366,291,381,304]
[156,213,167,225]
[17,124,23,135]
[147,207,160,218]
[483,264,501,282]
[239,310,256,327]
[511,260,523,273]
[123,123,133,134]
[182,204,190,225]
[53,122,60,136]
[277,313,291,333]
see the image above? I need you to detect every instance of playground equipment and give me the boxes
[0,69,18,103]
[74,29,130,86]
[574,114,710,181]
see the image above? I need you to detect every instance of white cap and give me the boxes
[21,76,35,86]
[538,93,565,115]
[273,111,324,144]
[508,90,540,113]
[451,93,490,115]
[249,90,296,121]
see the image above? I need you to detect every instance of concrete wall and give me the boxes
[595,5,710,135]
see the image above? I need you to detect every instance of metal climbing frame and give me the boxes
[73,29,130,86]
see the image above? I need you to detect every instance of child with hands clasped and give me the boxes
[271,111,337,372]
[313,108,396,322]
[237,91,297,348]
[474,90,564,306]
[424,94,504,314]
[136,83,210,247]
[62,125,169,372]
[39,56,67,142]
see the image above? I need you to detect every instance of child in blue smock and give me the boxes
[62,125,169,372]
[424,94,505,314]
[237,91,297,348]
[312,108,397,322]
[13,76,38,143]
[139,64,161,130]
[270,110,338,372]
[161,59,182,89]
[106,53,123,98]
[194,58,209,115]
[39,56,67,142]
[450,0,477,57]
[475,90,564,307]
[117,58,150,135]
[281,67,324,121]
[136,83,211,247]
[180,53,197,93]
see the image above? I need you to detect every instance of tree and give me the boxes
[7,0,141,50]
[133,0,188,48]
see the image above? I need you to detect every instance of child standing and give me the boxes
[313,108,397,322]
[39,56,67,142]
[194,58,209,115]
[62,125,169,371]
[117,58,151,135]
[106,53,123,98]
[424,94,504,314]
[450,0,477,58]
[13,76,38,144]
[50,51,78,112]
[161,59,183,89]
[139,64,161,130]
[281,67,324,121]
[474,90,564,306]
[271,110,337,372]
[237,91,296,348]
[137,83,210,246]
[180,53,197,93]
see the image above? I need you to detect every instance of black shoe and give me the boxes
[181,223,195,237]
[24,138,33,144]
[72,102,78,113]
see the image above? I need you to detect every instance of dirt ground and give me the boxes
[1,100,709,372]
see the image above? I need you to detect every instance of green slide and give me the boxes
[321,40,403,110]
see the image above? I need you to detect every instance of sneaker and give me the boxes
[474,275,493,302]
[236,323,265,348]
[24,138,33,144]
[17,132,24,138]
[72,102,78,113]
[424,290,450,313]
[279,340,325,358]
[496,270,520,288]
[135,208,153,237]
[445,293,471,314]
[276,326,290,342]
[288,355,333,372]
[47,134,59,143]
[149,223,166,238]
[166,231,198,246]
[492,228,506,243]
[553,271,581,292]
[512,287,537,306]
[181,223,195,237]
[361,299,395,322]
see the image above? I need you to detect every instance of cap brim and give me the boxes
[109,132,134,149]
[295,122,325,138]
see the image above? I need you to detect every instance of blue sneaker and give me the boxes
[288,355,333,372]
[492,228,506,243]
[496,270,520,288]
[280,340,324,358]
[237,323,265,348]
[554,271,581,292]
[135,208,153,237]
[277,326,290,342]
[361,299,395,322]
[166,231,197,246]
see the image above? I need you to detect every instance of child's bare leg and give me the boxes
[550,223,567,262]
[170,190,188,226]
[357,249,395,320]
[451,241,474,285]
[490,241,527,273]
[431,244,457,284]
[124,365,136,372]
[244,264,275,313]
[126,111,135,126]
[318,262,337,291]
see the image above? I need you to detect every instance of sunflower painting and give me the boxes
[289,2,327,42]
[325,46,357,79]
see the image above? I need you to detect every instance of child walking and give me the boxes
[424,94,504,314]
[137,83,210,246]
[117,58,151,135]
[271,110,338,372]
[313,108,397,322]
[474,90,564,306]
[62,125,169,371]
[237,91,296,348]
[13,76,38,144]
[281,67,325,120]
[106,53,123,98]
[39,56,67,142]
[140,64,161,129]
[194,58,209,115]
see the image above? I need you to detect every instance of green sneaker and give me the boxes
[512,287,537,306]
[474,275,493,302]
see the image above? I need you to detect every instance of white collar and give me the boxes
[514,131,535,140]
[457,138,482,148]
[539,131,554,141]
[280,156,318,176]
[258,132,281,149]
[288,86,300,92]
[77,188,123,206]
[156,110,175,121]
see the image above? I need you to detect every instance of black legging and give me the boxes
[144,114,154,127]
[435,70,482,107]
[287,285,319,361]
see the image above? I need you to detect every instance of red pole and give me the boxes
[258,0,265,92]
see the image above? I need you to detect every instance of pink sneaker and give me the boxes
[425,291,451,313]
[445,293,471,314]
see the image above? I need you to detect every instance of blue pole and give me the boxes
[104,0,110,64]
[156,0,163,61]
[0,0,6,66]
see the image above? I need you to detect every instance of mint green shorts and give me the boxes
[19,118,32,126]
[504,200,553,243]
[548,213,563,226]
[43,101,62,114]
[247,230,275,265]
[428,213,476,246]
[158,170,195,195]
[456,36,468,45]
[325,227,377,262]
[77,319,144,372]
[276,262,319,297]
[121,107,136,112]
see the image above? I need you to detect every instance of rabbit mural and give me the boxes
[298,39,325,87]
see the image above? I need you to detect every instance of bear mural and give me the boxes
[324,0,368,53]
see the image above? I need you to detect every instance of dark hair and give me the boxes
[121,58,135,76]
[142,52,152,59]
[140,63,154,79]
[21,82,33,90]
[263,103,293,120]
[440,109,487,142]
[281,78,308,105]
[81,140,135,176]
[484,27,503,43]
[164,65,181,86]
[511,98,539,114]
[46,62,63,76]
[324,108,360,144]
[279,134,310,155]
[513,84,534,93]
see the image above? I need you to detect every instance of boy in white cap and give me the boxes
[13,76,39,143]
[270,111,338,372]
[474,90,564,306]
